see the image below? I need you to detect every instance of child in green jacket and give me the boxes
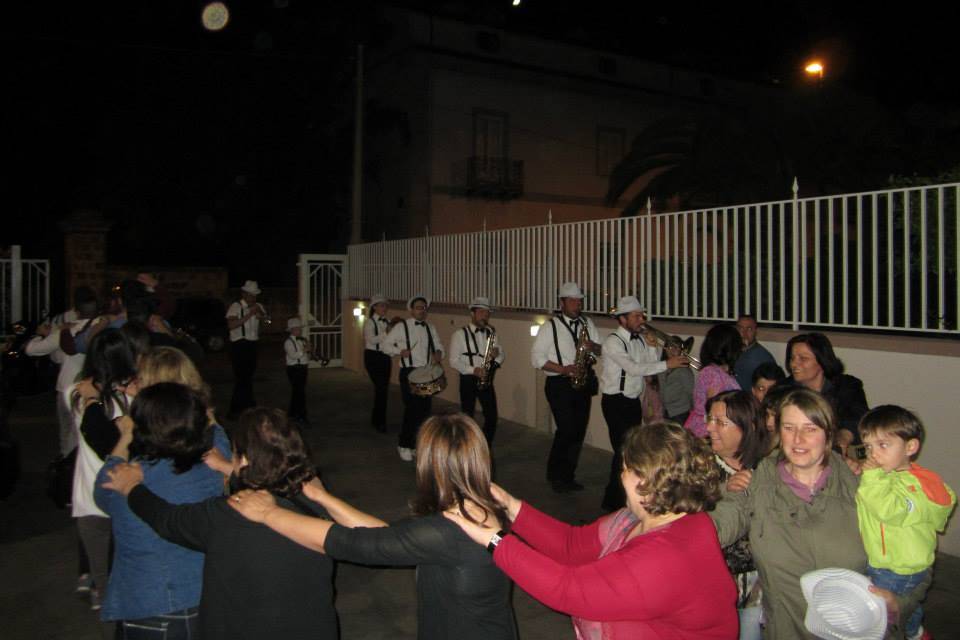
[857,405,957,640]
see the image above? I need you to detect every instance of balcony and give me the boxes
[450,156,524,199]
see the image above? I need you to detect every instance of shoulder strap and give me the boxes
[463,327,477,367]
[612,334,629,392]
[550,319,563,367]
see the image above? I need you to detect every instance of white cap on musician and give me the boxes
[241,280,261,296]
[286,317,302,331]
[612,295,645,316]
[801,568,886,640]
[407,295,431,309]
[469,296,491,310]
[370,293,387,306]
[558,282,584,299]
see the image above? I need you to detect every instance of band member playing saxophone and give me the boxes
[383,295,444,462]
[530,282,601,494]
[600,296,689,511]
[449,297,505,447]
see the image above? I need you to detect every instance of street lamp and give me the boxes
[804,61,824,80]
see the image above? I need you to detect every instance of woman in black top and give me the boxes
[231,413,518,640]
[782,332,869,453]
[102,407,356,640]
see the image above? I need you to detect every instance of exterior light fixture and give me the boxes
[201,2,230,31]
[353,307,363,318]
[804,61,824,79]
[530,324,540,337]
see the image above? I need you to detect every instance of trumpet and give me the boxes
[256,303,272,326]
[639,322,702,370]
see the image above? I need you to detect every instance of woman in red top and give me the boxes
[447,421,738,639]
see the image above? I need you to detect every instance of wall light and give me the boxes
[530,324,540,337]
[353,307,363,318]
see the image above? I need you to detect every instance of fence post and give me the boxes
[792,178,800,331]
[645,199,652,314]
[548,210,555,306]
[11,244,22,323]
[423,225,432,302]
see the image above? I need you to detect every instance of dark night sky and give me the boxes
[5,1,959,290]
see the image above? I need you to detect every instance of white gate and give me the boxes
[298,254,347,367]
[1,245,50,334]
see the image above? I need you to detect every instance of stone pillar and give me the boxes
[59,210,113,304]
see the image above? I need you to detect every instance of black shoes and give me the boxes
[550,480,585,494]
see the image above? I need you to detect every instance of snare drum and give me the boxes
[408,363,447,397]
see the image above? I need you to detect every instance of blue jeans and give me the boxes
[866,565,929,637]
[117,607,199,640]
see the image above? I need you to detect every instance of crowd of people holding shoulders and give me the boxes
[17,275,957,640]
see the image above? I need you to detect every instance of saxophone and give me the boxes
[570,321,597,391]
[476,326,497,391]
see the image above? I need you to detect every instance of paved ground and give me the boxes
[2,340,958,639]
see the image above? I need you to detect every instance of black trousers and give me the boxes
[545,376,592,484]
[364,349,391,428]
[600,392,644,510]
[229,339,258,415]
[398,367,432,449]
[286,364,308,420]
[459,374,498,445]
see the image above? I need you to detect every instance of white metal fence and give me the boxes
[1,245,51,334]
[348,181,960,334]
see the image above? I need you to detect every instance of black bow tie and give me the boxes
[415,321,427,327]
[630,333,642,340]
[475,327,489,335]
[378,317,388,323]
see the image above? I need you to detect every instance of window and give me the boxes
[596,127,625,176]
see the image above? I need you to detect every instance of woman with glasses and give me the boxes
[704,390,768,640]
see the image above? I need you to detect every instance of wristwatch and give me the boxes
[486,530,507,554]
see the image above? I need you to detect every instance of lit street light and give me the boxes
[804,61,824,79]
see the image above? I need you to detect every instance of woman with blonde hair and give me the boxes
[134,345,210,403]
[230,413,517,640]
[447,421,738,639]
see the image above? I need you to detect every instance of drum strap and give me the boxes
[401,321,412,368]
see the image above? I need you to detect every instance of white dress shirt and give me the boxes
[25,311,88,392]
[363,314,392,351]
[599,326,666,398]
[449,323,506,376]
[226,300,261,342]
[284,335,310,366]
[530,314,600,376]
[384,317,444,368]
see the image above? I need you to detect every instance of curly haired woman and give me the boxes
[447,421,738,639]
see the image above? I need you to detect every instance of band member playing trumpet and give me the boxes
[600,296,690,511]
[384,295,444,462]
[226,280,265,417]
[531,282,601,494]
[284,317,310,427]
[449,297,505,446]
[363,294,392,432]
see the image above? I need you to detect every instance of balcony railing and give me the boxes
[449,156,524,199]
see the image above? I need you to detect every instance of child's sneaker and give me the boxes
[76,573,93,593]
[89,588,102,611]
[909,626,931,640]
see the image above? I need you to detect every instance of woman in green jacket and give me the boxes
[710,387,928,639]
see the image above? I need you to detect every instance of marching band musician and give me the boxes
[530,282,601,494]
[363,294,392,433]
[599,296,690,511]
[226,280,265,417]
[284,317,310,427]
[383,295,444,462]
[449,297,505,446]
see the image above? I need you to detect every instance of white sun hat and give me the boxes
[802,568,887,640]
